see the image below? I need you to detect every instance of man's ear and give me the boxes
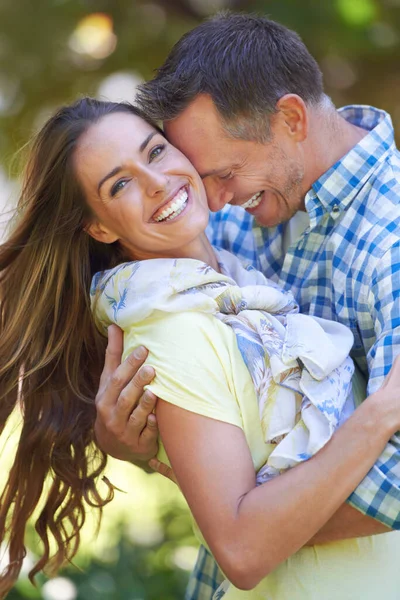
[275,94,308,143]
[85,220,119,244]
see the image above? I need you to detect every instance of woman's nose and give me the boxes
[142,167,170,197]
[203,178,234,212]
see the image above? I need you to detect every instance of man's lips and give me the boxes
[241,191,264,210]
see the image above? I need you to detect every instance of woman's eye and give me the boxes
[149,144,165,162]
[111,179,128,197]
[220,172,233,181]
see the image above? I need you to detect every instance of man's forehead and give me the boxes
[164,121,236,176]
[164,117,217,146]
[164,94,225,136]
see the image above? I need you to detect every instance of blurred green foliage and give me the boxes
[8,503,194,599]
[2,0,400,597]
[1,0,400,173]
[1,452,198,599]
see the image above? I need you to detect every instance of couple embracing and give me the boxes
[1,12,400,600]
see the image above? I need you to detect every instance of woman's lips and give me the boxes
[153,186,190,223]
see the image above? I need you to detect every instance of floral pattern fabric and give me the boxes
[91,248,355,483]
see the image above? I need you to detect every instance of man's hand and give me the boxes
[95,325,159,464]
[149,458,178,485]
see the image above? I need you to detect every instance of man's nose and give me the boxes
[203,179,234,212]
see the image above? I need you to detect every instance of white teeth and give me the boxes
[241,191,263,210]
[155,189,188,222]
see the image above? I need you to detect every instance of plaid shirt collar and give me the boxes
[300,106,396,229]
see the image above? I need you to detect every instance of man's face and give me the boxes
[164,94,306,228]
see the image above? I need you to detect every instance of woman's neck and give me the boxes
[125,233,220,272]
[180,233,220,272]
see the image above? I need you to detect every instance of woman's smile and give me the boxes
[74,111,211,262]
[152,184,190,223]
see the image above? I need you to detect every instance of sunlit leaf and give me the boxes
[336,0,378,27]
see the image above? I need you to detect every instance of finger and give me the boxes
[99,349,151,412]
[148,458,177,484]
[124,389,157,431]
[390,354,400,375]
[382,354,400,389]
[113,365,155,418]
[138,412,159,446]
[99,325,124,388]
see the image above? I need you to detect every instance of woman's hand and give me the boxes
[94,325,159,464]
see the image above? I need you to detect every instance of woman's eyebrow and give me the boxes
[139,131,158,152]
[97,132,159,195]
[97,166,122,195]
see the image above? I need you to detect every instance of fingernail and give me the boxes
[134,346,147,360]
[141,365,154,379]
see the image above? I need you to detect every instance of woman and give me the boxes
[0,97,399,598]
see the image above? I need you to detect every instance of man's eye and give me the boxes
[111,179,128,196]
[219,172,233,181]
[149,144,166,162]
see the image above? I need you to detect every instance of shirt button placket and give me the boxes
[331,203,340,218]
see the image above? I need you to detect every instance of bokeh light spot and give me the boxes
[97,71,144,103]
[336,0,378,26]
[69,13,117,60]
[42,577,77,600]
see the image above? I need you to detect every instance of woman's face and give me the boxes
[75,111,210,260]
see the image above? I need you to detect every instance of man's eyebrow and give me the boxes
[97,132,160,195]
[198,167,228,180]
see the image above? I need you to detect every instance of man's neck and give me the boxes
[302,107,368,194]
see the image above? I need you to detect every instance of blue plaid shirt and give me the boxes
[207,105,400,529]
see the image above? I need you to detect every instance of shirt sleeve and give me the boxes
[348,242,400,528]
[125,311,243,429]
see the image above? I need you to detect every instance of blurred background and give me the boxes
[1,0,400,597]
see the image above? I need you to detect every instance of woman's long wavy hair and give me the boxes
[0,97,153,595]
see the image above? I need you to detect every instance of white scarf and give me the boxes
[91,248,354,483]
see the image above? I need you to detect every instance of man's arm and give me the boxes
[307,503,391,545]
[308,244,400,539]
[343,242,400,530]
[94,317,399,538]
[94,325,159,467]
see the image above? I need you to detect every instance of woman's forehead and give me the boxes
[76,112,158,171]
[84,111,155,146]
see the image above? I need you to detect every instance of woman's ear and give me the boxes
[85,220,119,244]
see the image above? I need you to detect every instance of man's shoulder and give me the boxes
[361,154,400,215]
[336,162,400,275]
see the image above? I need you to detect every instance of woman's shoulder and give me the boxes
[141,311,246,429]
[137,310,236,356]
[90,260,140,297]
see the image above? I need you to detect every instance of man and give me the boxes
[94,12,400,599]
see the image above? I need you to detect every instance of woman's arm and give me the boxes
[157,358,400,590]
